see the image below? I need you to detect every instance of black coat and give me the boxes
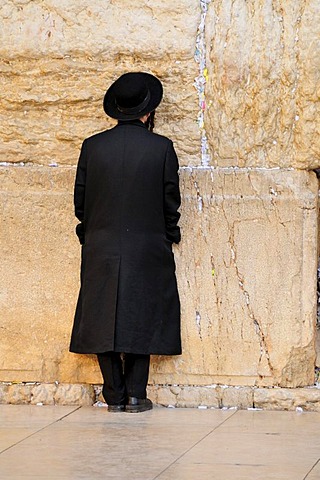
[69,120,181,355]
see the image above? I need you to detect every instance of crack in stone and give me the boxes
[219,183,275,377]
[231,239,274,377]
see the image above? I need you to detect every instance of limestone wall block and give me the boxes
[1,1,199,59]
[205,0,320,168]
[0,1,200,167]
[220,386,253,409]
[0,384,10,404]
[6,384,32,404]
[254,387,320,411]
[54,384,95,406]
[151,168,318,387]
[0,166,105,385]
[0,58,199,167]
[30,383,57,405]
[294,1,320,167]
[0,166,79,383]
[195,386,221,408]
[148,385,181,408]
[0,166,318,388]
[175,386,206,408]
[148,385,221,408]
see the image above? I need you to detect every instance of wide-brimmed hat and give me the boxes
[103,72,163,120]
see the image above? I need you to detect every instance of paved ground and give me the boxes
[0,405,319,479]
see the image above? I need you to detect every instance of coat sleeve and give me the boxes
[164,141,181,244]
[74,140,87,244]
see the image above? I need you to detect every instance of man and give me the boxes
[69,72,181,413]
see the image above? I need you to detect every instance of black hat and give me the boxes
[103,72,163,120]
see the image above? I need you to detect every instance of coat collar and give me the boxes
[117,119,148,129]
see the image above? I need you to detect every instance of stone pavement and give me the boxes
[0,405,319,479]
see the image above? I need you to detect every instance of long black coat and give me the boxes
[69,119,181,355]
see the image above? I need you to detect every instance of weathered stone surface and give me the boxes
[2,382,320,411]
[30,383,57,405]
[54,383,95,406]
[177,386,212,408]
[0,167,101,385]
[221,386,253,409]
[0,384,10,404]
[148,385,182,408]
[151,168,318,387]
[0,167,317,387]
[0,1,200,167]
[148,385,221,408]
[0,1,198,58]
[6,384,32,404]
[0,382,95,405]
[205,0,320,168]
[0,166,80,383]
[254,387,320,412]
[0,59,200,167]
[2,1,319,171]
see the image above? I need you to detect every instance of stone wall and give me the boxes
[1,0,319,404]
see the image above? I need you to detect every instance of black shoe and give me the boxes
[108,404,125,413]
[125,397,153,413]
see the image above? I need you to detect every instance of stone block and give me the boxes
[0,167,101,385]
[30,383,57,405]
[0,166,80,383]
[0,1,200,167]
[6,384,33,404]
[0,384,9,404]
[54,384,95,406]
[1,1,199,59]
[205,1,320,169]
[147,385,180,407]
[0,166,318,388]
[151,168,318,387]
[221,386,253,409]
[176,386,204,408]
[254,387,320,412]
[196,387,221,408]
[149,385,221,408]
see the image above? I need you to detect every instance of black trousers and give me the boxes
[97,352,150,405]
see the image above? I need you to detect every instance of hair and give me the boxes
[145,111,155,132]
